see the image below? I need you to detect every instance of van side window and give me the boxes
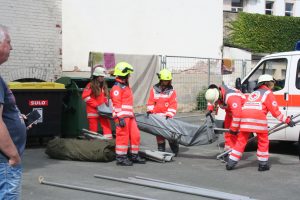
[296,59,300,89]
[242,58,287,93]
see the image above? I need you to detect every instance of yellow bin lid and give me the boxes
[8,82,66,89]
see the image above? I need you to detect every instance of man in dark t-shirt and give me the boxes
[0,24,27,200]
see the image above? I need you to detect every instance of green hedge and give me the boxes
[196,87,207,111]
[227,12,300,53]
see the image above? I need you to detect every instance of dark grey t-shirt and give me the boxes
[0,76,26,162]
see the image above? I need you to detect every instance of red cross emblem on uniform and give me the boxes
[248,91,260,101]
[250,93,258,99]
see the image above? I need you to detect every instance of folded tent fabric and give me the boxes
[45,137,116,162]
[135,114,218,146]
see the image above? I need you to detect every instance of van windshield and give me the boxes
[241,58,287,93]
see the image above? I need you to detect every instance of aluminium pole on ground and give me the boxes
[38,176,156,200]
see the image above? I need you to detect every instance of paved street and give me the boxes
[22,114,300,200]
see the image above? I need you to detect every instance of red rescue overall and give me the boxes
[207,85,245,150]
[110,78,140,155]
[229,85,287,162]
[82,82,112,139]
[147,84,177,143]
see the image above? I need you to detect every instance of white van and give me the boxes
[215,51,300,141]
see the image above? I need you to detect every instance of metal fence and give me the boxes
[160,56,254,112]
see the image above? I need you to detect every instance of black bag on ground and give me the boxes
[135,113,217,146]
[45,137,115,162]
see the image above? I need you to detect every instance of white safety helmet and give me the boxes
[257,74,274,84]
[205,88,220,104]
[93,67,107,77]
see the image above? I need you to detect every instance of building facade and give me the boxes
[0,0,62,82]
[62,0,223,71]
[224,0,300,17]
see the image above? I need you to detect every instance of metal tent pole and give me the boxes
[216,113,300,160]
[133,176,199,189]
[38,176,156,200]
[94,174,254,200]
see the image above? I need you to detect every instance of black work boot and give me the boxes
[131,154,146,164]
[226,158,238,170]
[116,155,133,166]
[221,153,229,163]
[168,140,179,156]
[258,161,270,171]
[157,142,166,152]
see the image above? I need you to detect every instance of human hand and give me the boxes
[9,154,21,166]
[21,114,27,120]
[119,118,126,127]
[21,114,32,129]
[205,110,212,117]
[285,116,296,127]
[146,111,152,117]
[229,129,238,135]
[105,99,110,106]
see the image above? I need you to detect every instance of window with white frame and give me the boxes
[285,3,294,16]
[265,1,274,15]
[231,0,243,12]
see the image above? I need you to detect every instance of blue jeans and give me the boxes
[0,162,23,200]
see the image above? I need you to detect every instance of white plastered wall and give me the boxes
[62,0,223,71]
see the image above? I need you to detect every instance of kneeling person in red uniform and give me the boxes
[205,84,245,153]
[82,66,112,139]
[111,62,146,166]
[146,69,178,155]
[226,74,295,171]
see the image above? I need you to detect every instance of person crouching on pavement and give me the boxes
[146,69,179,155]
[82,66,113,139]
[110,62,146,166]
[226,74,296,171]
[205,84,245,159]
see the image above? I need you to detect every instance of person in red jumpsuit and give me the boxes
[82,66,112,139]
[110,62,146,166]
[226,74,295,171]
[205,84,245,155]
[146,69,179,155]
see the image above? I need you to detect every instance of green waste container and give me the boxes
[56,77,116,138]
[55,77,89,138]
[8,82,66,138]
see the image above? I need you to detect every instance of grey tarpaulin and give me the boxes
[89,52,160,106]
[135,114,217,146]
[97,99,113,117]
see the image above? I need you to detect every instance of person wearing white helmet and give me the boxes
[205,84,245,157]
[226,74,296,171]
[82,65,113,139]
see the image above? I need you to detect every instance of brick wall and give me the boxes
[0,0,62,82]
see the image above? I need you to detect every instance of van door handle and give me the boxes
[284,92,289,101]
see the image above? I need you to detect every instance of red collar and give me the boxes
[259,85,271,91]
[116,77,127,84]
